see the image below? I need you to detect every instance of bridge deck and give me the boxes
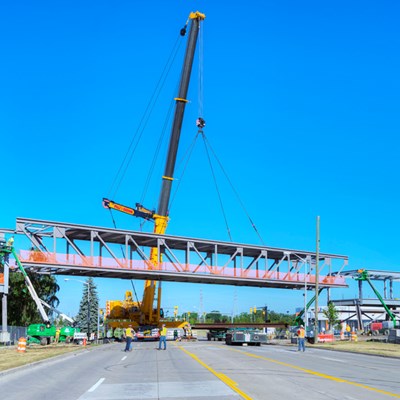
[8,217,348,289]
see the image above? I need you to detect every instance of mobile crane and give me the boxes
[103,11,206,331]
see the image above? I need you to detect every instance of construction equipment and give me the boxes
[1,244,50,325]
[225,327,267,346]
[103,11,205,333]
[105,290,188,338]
[0,241,81,345]
[27,324,57,345]
[207,330,226,341]
[355,269,399,330]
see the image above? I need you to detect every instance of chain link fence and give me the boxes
[0,326,27,345]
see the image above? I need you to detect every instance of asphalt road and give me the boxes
[1,341,399,400]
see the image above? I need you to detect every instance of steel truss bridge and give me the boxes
[9,218,348,290]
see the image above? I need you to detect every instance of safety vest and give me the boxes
[160,327,167,336]
[125,328,134,338]
[298,328,305,338]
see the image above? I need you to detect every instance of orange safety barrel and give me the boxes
[17,337,27,353]
[351,331,358,342]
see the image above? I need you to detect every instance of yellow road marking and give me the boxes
[178,345,252,400]
[227,347,400,399]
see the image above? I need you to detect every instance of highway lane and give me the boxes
[0,342,242,400]
[183,342,400,400]
[0,341,399,399]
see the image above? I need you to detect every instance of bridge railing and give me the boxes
[17,250,346,287]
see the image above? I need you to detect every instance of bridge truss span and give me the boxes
[13,218,348,289]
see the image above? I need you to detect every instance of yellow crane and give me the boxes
[103,11,205,332]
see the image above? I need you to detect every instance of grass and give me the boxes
[312,339,400,358]
[0,344,85,372]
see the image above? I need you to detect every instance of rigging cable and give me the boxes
[107,34,184,200]
[109,206,142,307]
[108,209,126,259]
[201,131,233,242]
[168,132,201,212]
[201,133,265,245]
[130,280,141,308]
[140,94,175,206]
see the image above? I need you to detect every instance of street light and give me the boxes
[64,278,90,337]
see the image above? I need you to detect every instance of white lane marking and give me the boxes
[320,356,346,363]
[88,378,105,392]
[121,356,127,361]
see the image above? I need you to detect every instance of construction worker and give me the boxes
[6,236,14,247]
[3,236,13,264]
[158,324,167,350]
[346,324,351,338]
[55,328,60,343]
[124,325,134,352]
[297,325,306,352]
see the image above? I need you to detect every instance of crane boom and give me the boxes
[0,244,50,324]
[103,11,206,328]
[143,12,205,325]
[156,11,205,218]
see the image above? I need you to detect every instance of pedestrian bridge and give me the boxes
[10,218,348,289]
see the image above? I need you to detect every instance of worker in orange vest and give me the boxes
[297,325,306,352]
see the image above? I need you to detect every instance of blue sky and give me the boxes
[1,1,400,317]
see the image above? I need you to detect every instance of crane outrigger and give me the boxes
[103,11,205,330]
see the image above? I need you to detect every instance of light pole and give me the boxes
[65,278,90,337]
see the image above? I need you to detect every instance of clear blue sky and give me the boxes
[1,1,400,318]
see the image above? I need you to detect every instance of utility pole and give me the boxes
[314,216,320,341]
[0,233,10,343]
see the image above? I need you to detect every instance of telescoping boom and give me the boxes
[103,11,206,327]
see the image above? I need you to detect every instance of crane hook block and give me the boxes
[180,26,187,36]
[196,117,206,129]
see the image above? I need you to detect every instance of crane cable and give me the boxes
[201,134,265,245]
[130,280,141,308]
[168,133,201,211]
[107,28,188,306]
[108,208,142,306]
[107,33,185,200]
[198,20,204,119]
[140,98,175,205]
[201,131,233,241]
[169,22,205,214]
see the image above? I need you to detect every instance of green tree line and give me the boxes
[177,309,295,325]
[0,271,60,326]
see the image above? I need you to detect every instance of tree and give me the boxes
[205,311,229,323]
[74,277,99,335]
[0,270,60,326]
[323,302,339,331]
